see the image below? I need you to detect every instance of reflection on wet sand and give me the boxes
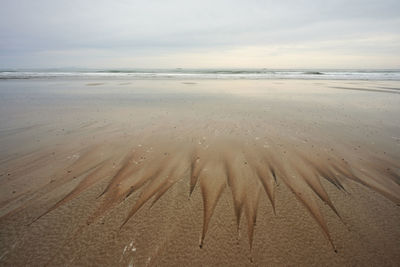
[0,79,399,266]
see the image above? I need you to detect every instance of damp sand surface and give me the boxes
[0,79,399,266]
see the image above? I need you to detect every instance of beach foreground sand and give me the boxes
[0,79,399,266]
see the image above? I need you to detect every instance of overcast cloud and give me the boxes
[1,0,399,68]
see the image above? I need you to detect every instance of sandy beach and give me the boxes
[0,79,399,266]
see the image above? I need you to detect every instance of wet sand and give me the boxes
[0,79,399,266]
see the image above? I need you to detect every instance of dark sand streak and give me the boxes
[329,86,400,94]
[11,136,398,252]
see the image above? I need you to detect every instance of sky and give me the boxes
[1,0,400,69]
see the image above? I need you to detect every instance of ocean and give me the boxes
[1,69,400,80]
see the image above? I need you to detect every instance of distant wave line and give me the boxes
[1,69,400,80]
